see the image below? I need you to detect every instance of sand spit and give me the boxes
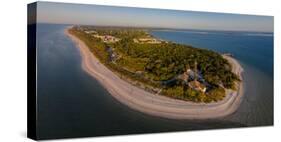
[65,28,244,119]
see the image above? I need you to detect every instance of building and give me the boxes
[188,80,207,93]
[85,30,97,34]
[133,37,162,44]
[92,34,120,43]
[179,68,196,83]
[179,63,207,93]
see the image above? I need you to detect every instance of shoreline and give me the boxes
[65,27,244,119]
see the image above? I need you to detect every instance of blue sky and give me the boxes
[37,2,273,32]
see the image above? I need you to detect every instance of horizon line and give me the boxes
[33,22,274,33]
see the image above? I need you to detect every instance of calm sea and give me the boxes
[37,24,273,139]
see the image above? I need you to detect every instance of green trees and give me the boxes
[207,87,226,102]
[71,26,240,103]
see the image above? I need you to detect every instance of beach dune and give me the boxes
[65,28,244,119]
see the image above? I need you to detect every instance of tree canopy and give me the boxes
[69,26,240,103]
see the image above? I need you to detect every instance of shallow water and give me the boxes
[37,24,273,139]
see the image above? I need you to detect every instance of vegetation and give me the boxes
[69,26,240,103]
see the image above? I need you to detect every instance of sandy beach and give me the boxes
[65,28,244,119]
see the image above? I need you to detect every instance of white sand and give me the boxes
[65,28,244,119]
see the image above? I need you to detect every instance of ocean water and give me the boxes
[37,24,273,139]
[150,30,273,76]
[150,29,273,125]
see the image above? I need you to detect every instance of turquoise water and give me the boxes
[37,24,273,139]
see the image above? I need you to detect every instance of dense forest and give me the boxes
[69,26,240,103]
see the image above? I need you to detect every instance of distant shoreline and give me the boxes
[65,27,244,119]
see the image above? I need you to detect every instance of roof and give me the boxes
[188,80,206,92]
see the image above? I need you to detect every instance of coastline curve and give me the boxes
[65,27,244,120]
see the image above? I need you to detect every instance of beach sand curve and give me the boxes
[65,28,244,119]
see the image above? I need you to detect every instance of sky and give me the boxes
[36,2,274,32]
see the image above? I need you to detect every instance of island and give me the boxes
[65,26,244,119]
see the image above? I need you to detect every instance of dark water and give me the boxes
[37,24,273,140]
